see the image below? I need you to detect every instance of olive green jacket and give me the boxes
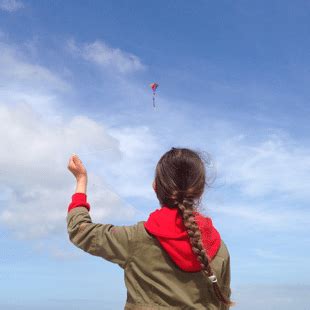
[67,207,231,309]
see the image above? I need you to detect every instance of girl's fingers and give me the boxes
[73,156,84,168]
[73,158,81,167]
[68,154,87,176]
[72,154,80,162]
[68,156,77,170]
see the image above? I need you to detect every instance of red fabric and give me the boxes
[144,205,221,272]
[68,193,91,212]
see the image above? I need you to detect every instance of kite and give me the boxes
[150,82,159,107]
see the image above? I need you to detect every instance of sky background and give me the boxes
[0,0,310,309]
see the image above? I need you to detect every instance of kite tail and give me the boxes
[153,91,156,108]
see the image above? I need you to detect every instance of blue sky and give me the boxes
[0,0,310,309]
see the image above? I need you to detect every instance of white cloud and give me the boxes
[207,200,310,233]
[0,103,118,188]
[0,102,140,239]
[0,0,24,12]
[0,42,70,93]
[67,39,145,73]
[215,132,310,200]
[0,38,147,242]
[108,126,160,199]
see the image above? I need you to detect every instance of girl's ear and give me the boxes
[152,180,156,192]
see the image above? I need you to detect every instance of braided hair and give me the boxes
[154,147,234,307]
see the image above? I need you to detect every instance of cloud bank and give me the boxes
[0,39,152,244]
[67,39,146,74]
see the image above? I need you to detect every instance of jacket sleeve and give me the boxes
[219,254,232,310]
[66,196,138,269]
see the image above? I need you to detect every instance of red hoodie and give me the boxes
[144,205,221,272]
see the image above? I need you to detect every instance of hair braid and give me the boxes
[178,198,235,307]
[154,147,235,306]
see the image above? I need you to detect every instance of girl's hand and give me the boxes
[67,154,87,181]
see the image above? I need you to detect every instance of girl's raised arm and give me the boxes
[67,200,138,269]
[66,154,138,268]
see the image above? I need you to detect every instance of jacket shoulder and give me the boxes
[216,239,230,260]
[135,221,149,238]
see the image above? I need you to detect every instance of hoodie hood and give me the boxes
[144,205,221,272]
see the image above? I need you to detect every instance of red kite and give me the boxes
[150,82,159,107]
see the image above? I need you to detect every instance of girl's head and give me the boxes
[153,147,235,307]
[154,147,206,208]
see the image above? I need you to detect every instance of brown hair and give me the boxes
[154,147,235,307]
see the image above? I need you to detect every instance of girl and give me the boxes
[67,148,234,309]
